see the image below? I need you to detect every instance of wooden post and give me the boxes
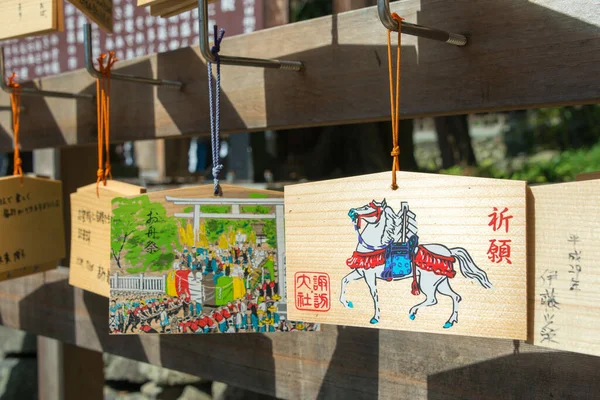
[265,0,289,28]
[333,0,376,13]
[36,144,104,400]
[37,337,64,400]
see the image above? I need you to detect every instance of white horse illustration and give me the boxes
[340,199,492,328]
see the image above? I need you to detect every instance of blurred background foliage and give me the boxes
[445,105,600,183]
[286,1,600,185]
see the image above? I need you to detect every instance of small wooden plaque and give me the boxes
[137,0,170,7]
[0,175,65,280]
[69,181,145,297]
[0,0,63,40]
[149,0,216,17]
[109,184,318,335]
[285,171,527,339]
[68,0,113,33]
[529,180,600,356]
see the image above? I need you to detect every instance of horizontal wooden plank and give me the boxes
[1,267,600,399]
[0,0,599,152]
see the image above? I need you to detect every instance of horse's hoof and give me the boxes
[347,301,353,309]
[409,313,415,321]
[370,318,379,324]
[443,322,454,329]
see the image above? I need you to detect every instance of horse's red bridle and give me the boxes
[357,202,383,228]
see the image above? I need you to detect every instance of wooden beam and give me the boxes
[3,268,600,398]
[1,0,600,152]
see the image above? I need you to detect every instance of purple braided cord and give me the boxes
[354,223,393,251]
[208,25,225,196]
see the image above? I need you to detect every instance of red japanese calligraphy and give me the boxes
[487,239,512,264]
[488,207,513,233]
[294,272,330,312]
[487,207,513,265]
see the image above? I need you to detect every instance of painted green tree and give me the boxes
[263,219,277,247]
[111,195,180,274]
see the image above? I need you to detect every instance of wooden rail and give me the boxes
[0,0,599,152]
[0,267,598,399]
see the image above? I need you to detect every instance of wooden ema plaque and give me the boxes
[0,0,64,40]
[69,181,145,297]
[109,184,318,335]
[529,180,600,356]
[69,0,112,32]
[0,175,65,281]
[285,171,527,340]
[138,0,218,18]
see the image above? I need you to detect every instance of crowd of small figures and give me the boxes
[109,292,318,334]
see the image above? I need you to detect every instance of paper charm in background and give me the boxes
[529,178,600,357]
[0,0,64,40]
[285,172,527,339]
[0,73,65,281]
[108,185,319,335]
[69,181,145,297]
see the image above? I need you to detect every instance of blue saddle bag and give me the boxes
[382,235,419,281]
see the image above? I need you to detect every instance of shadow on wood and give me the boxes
[82,289,150,364]
[18,273,76,343]
[318,325,379,399]
[426,350,600,399]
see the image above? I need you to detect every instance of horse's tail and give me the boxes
[450,247,493,289]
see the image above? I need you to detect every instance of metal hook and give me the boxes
[197,0,304,71]
[0,105,25,112]
[378,0,467,46]
[83,24,184,89]
[0,47,94,100]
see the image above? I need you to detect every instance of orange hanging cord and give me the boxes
[7,73,23,182]
[387,13,403,190]
[96,52,117,196]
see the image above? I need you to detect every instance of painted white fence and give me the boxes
[110,273,166,292]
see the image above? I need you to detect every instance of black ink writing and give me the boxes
[3,199,60,219]
[568,234,582,291]
[77,228,91,244]
[77,208,111,225]
[0,249,25,265]
[145,211,158,254]
[75,257,109,283]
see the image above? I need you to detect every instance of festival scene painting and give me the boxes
[285,172,528,340]
[109,186,318,335]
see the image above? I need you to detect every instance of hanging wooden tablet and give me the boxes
[0,175,65,281]
[69,0,113,33]
[0,0,64,40]
[108,185,319,334]
[529,180,600,356]
[69,181,145,297]
[284,171,527,339]
[144,0,216,18]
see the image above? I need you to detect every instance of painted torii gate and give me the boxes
[164,196,287,299]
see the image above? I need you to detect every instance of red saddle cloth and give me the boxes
[346,249,386,269]
[414,245,456,278]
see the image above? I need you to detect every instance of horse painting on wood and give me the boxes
[340,199,493,328]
